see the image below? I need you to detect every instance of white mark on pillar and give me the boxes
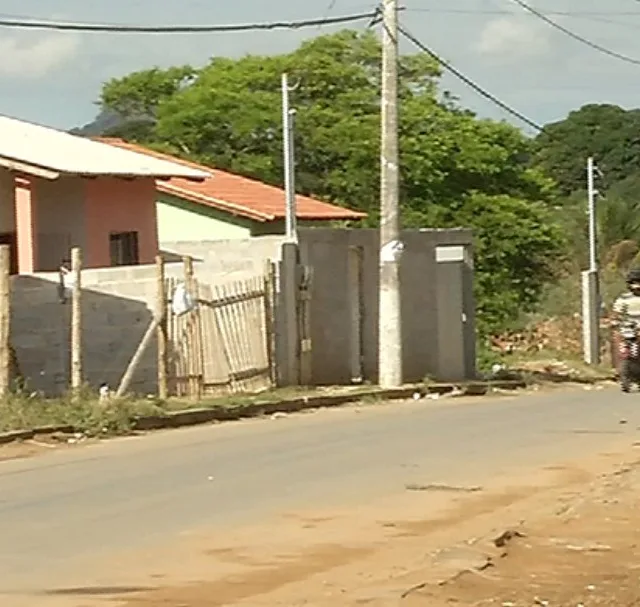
[380,240,404,262]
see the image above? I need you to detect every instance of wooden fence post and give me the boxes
[0,245,11,399]
[70,247,82,396]
[156,255,168,399]
[183,256,203,399]
[116,316,162,397]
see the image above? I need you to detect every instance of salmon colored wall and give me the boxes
[15,176,37,273]
[84,177,158,268]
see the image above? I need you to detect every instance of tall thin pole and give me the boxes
[282,73,297,242]
[583,157,600,365]
[378,0,402,388]
[155,254,168,400]
[587,156,597,272]
[70,247,82,395]
[0,245,11,399]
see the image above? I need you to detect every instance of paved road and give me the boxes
[0,387,638,596]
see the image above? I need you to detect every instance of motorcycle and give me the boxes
[617,317,640,392]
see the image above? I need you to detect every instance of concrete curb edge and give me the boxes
[0,424,77,446]
[133,380,529,430]
[0,381,527,445]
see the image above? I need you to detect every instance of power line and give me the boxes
[0,10,376,34]
[405,8,640,16]
[404,7,640,32]
[397,24,544,133]
[509,0,640,66]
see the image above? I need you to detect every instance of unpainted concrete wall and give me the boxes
[11,264,180,395]
[296,228,474,385]
[11,230,475,396]
[12,237,285,396]
[161,236,285,280]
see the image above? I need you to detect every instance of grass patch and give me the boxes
[0,384,390,437]
[0,392,163,435]
[500,349,615,385]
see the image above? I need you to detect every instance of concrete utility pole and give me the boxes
[70,247,83,395]
[281,73,298,242]
[378,0,403,387]
[0,245,10,399]
[587,156,598,273]
[582,156,600,365]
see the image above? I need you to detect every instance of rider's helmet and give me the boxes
[627,268,640,294]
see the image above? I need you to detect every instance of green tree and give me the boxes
[532,104,640,196]
[95,29,565,335]
[559,189,640,269]
[432,192,565,334]
[101,65,196,118]
[98,66,197,143]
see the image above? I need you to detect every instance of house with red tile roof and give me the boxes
[98,138,366,243]
[0,117,207,274]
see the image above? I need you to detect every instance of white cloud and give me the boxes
[0,34,79,79]
[475,15,550,61]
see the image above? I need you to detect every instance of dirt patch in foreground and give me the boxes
[78,448,636,607]
[0,434,97,462]
[405,463,640,606]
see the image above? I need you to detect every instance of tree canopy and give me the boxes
[93,29,566,335]
[532,104,640,197]
[530,103,640,276]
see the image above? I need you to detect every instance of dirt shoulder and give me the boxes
[49,440,633,607]
[406,455,640,606]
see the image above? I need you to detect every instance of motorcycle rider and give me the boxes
[613,268,640,321]
[613,269,640,389]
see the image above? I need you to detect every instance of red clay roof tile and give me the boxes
[96,138,366,223]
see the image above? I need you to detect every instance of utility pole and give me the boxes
[0,245,10,399]
[281,73,297,242]
[582,156,600,365]
[587,156,597,273]
[70,247,83,396]
[378,0,403,387]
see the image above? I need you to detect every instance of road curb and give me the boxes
[0,381,526,444]
[0,424,77,446]
[133,381,529,431]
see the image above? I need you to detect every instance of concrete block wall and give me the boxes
[11,238,284,396]
[161,236,285,280]
[296,228,475,386]
[11,269,165,395]
[10,230,475,395]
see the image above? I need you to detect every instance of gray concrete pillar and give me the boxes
[276,242,300,386]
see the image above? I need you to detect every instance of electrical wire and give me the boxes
[405,8,640,16]
[404,7,640,31]
[509,0,640,66]
[0,10,376,34]
[398,24,544,133]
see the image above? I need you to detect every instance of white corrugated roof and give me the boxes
[0,115,209,180]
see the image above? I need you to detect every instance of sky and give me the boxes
[0,0,639,132]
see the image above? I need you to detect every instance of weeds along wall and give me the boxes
[10,237,285,396]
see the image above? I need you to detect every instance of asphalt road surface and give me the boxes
[0,386,638,597]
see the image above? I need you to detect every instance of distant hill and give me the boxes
[70,109,154,141]
[70,109,124,136]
